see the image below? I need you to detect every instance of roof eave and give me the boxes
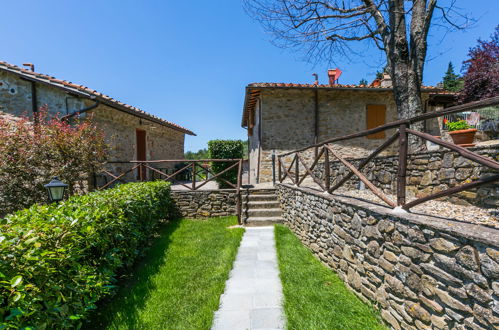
[0,65,196,136]
[241,86,251,128]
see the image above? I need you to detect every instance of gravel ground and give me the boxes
[335,187,498,229]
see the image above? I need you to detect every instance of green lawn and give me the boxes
[275,224,386,330]
[87,216,244,330]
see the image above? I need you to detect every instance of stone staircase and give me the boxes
[241,188,284,226]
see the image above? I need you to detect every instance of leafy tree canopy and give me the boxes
[459,25,499,103]
[442,61,463,92]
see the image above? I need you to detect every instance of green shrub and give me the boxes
[208,140,243,188]
[0,107,107,216]
[446,119,471,131]
[0,181,172,329]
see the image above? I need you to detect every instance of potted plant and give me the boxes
[445,119,477,146]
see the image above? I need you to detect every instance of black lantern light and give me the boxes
[44,177,68,203]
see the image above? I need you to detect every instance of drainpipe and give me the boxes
[60,100,100,121]
[30,80,38,124]
[22,63,38,122]
[313,73,319,157]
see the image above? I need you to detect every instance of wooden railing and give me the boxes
[96,159,244,223]
[278,96,499,211]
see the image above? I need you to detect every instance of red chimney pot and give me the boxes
[328,68,342,85]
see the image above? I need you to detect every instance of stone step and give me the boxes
[246,201,280,209]
[245,216,284,226]
[246,208,282,218]
[244,194,278,202]
[244,188,277,195]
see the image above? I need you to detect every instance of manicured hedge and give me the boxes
[208,140,244,188]
[0,181,173,329]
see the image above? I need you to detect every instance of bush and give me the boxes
[208,140,244,188]
[446,120,471,131]
[0,181,172,329]
[0,107,107,216]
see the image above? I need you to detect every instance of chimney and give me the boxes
[22,63,35,72]
[380,73,392,87]
[312,73,319,85]
[328,68,342,85]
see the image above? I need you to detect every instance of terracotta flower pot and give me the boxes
[448,128,477,147]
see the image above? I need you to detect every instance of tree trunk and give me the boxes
[386,0,425,151]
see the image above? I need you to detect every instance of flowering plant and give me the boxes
[0,106,107,215]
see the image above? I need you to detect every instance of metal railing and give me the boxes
[277,96,499,211]
[96,159,244,224]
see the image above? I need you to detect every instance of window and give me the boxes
[366,105,386,139]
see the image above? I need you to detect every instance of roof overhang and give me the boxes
[0,62,196,136]
[241,83,448,128]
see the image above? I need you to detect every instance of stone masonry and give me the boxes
[170,190,237,218]
[0,66,187,184]
[247,88,441,183]
[277,183,499,330]
[314,145,498,208]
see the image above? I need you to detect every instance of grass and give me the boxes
[275,224,386,330]
[87,216,244,330]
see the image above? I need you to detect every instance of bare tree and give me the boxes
[245,0,471,126]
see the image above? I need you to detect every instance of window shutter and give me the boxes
[366,105,386,139]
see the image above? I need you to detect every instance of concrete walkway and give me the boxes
[212,226,285,330]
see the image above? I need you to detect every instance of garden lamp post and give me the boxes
[44,177,68,203]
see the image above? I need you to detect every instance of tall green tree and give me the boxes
[442,62,463,92]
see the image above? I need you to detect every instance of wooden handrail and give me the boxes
[98,159,243,192]
[325,145,397,208]
[276,96,499,211]
[279,96,499,157]
[130,159,242,163]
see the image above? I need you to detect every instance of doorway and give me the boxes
[136,129,147,179]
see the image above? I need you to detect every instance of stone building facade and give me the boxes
[242,80,453,184]
[0,61,194,182]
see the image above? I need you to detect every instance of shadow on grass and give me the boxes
[85,219,181,329]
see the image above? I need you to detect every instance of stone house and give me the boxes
[242,70,454,184]
[0,61,195,181]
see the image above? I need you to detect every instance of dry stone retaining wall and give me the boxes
[170,190,237,218]
[276,183,499,329]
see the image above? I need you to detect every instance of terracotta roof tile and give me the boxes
[0,61,195,135]
[242,82,450,127]
[247,82,443,90]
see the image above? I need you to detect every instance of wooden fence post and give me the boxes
[191,162,196,190]
[295,154,299,186]
[324,146,330,192]
[278,156,282,183]
[139,163,144,181]
[397,124,408,206]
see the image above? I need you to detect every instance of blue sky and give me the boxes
[1,1,497,151]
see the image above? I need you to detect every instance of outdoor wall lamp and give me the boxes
[44,177,68,203]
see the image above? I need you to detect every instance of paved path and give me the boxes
[212,226,285,330]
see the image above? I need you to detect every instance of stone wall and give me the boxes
[252,88,435,183]
[170,190,237,218]
[315,145,498,208]
[277,183,499,330]
[89,105,185,162]
[0,69,186,185]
